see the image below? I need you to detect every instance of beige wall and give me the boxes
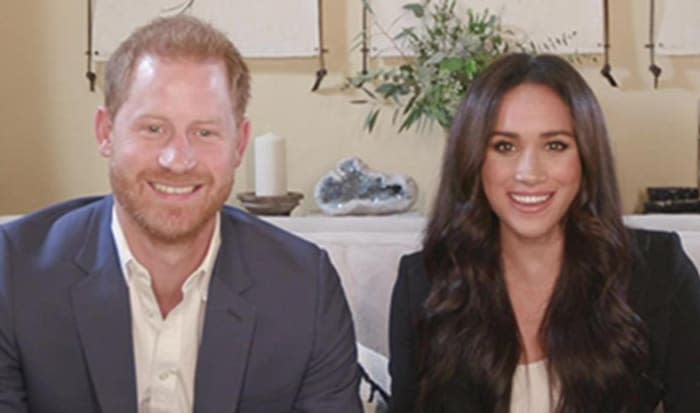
[1,0,699,215]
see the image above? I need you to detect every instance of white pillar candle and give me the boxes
[254,133,287,197]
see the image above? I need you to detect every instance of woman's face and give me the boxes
[481,83,581,245]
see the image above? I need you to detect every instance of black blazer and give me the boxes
[388,229,700,412]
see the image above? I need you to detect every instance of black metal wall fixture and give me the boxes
[600,0,617,87]
[85,0,96,92]
[311,0,328,92]
[646,0,662,89]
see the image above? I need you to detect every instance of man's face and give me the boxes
[95,54,249,243]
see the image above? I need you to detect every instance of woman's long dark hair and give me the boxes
[419,54,649,412]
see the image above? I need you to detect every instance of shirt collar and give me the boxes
[110,206,222,301]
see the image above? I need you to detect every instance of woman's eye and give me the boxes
[493,141,515,153]
[546,141,569,151]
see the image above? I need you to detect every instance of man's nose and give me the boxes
[514,149,546,184]
[158,133,197,173]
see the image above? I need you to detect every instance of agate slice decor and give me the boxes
[314,157,417,215]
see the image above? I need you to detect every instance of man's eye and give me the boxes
[198,129,212,137]
[493,141,515,153]
[546,141,569,151]
[147,125,162,133]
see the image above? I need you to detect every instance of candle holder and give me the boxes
[236,192,304,216]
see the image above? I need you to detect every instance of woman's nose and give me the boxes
[514,149,546,184]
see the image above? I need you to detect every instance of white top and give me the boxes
[111,208,221,413]
[510,359,557,413]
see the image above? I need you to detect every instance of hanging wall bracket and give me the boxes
[361,3,369,76]
[646,0,662,89]
[85,0,96,91]
[311,0,328,91]
[600,0,617,87]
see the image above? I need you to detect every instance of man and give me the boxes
[0,15,362,413]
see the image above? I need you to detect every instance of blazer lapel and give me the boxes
[71,197,138,413]
[193,213,256,413]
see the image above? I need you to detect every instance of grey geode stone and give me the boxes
[314,157,417,215]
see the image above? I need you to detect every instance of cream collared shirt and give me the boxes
[111,209,221,413]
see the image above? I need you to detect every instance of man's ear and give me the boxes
[233,118,251,168]
[95,107,114,158]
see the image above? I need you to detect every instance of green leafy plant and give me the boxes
[348,0,568,132]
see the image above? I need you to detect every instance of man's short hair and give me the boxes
[104,14,250,123]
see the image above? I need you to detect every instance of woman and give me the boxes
[388,53,700,413]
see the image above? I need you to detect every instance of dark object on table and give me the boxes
[647,187,699,201]
[644,186,700,213]
[237,192,303,216]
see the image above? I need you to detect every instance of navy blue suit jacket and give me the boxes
[0,196,362,413]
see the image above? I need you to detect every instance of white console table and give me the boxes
[3,213,700,358]
[264,215,424,357]
[264,214,700,359]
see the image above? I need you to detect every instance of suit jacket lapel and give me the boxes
[193,213,256,413]
[71,197,138,413]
